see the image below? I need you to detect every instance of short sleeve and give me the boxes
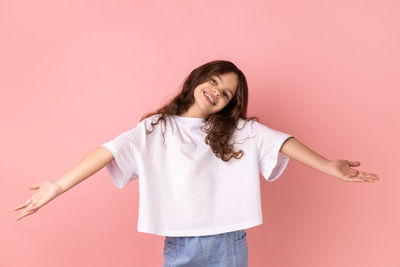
[252,121,294,182]
[101,123,143,189]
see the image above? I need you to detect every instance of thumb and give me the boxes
[29,184,40,190]
[347,160,361,167]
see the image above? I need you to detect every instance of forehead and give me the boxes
[211,72,239,93]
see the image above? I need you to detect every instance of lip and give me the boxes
[203,90,216,105]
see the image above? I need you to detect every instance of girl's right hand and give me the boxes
[14,180,64,221]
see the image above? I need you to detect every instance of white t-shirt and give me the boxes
[101,114,293,237]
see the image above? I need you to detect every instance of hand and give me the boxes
[326,159,380,183]
[14,180,64,221]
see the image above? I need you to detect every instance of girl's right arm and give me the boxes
[14,146,114,221]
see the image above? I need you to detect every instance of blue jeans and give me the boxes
[163,229,248,267]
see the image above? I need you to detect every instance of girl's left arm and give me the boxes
[280,137,380,183]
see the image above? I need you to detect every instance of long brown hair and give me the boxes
[140,60,259,162]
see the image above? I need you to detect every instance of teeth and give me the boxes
[205,91,215,105]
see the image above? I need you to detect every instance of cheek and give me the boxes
[194,88,206,106]
[195,88,203,101]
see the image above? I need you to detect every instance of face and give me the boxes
[182,72,239,118]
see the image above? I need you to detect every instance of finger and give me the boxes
[364,173,378,182]
[345,169,359,178]
[29,184,40,190]
[17,209,37,221]
[14,199,32,211]
[26,200,41,210]
[349,174,376,183]
[359,176,374,182]
[349,177,365,182]
[344,178,364,182]
[17,209,36,220]
[348,161,361,167]
[359,172,379,182]
[366,173,380,181]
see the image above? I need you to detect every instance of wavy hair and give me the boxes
[140,60,259,162]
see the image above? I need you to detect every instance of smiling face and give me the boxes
[180,72,239,118]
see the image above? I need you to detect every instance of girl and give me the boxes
[14,60,380,267]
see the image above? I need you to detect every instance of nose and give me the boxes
[212,88,220,97]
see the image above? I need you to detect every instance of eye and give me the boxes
[210,77,229,99]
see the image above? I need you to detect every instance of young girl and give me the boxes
[14,60,380,267]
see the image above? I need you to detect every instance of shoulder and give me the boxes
[235,118,260,133]
[235,118,254,128]
[139,113,172,133]
[251,120,293,143]
[139,113,162,126]
[232,118,258,140]
[237,119,278,139]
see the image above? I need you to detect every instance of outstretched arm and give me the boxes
[14,146,114,221]
[280,137,380,183]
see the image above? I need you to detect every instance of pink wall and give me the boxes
[2,0,399,266]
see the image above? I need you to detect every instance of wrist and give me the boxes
[53,179,67,194]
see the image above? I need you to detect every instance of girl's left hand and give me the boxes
[327,159,380,183]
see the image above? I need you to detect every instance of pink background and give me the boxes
[2,0,399,266]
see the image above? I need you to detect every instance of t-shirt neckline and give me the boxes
[173,114,206,125]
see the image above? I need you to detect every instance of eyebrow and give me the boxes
[215,74,234,97]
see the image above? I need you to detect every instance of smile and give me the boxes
[203,91,215,105]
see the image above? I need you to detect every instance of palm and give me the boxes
[14,180,63,220]
[327,160,380,182]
